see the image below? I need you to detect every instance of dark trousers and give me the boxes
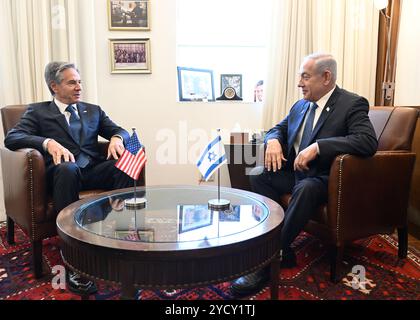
[249,166,328,252]
[47,159,138,213]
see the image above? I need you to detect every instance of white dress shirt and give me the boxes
[293,86,336,155]
[42,99,78,150]
[42,98,123,151]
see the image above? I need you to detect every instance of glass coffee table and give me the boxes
[56,185,284,299]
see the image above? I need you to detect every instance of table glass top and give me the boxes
[75,187,269,243]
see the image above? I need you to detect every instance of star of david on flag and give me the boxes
[115,131,146,180]
[197,135,227,181]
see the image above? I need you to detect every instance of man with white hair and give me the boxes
[230,53,378,297]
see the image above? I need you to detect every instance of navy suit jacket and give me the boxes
[264,87,378,177]
[4,101,130,168]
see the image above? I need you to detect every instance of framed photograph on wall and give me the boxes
[177,67,215,101]
[109,38,151,74]
[108,0,150,30]
[220,74,242,98]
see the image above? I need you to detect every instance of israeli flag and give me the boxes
[197,135,227,181]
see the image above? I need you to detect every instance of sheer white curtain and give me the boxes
[0,0,98,107]
[263,0,380,129]
[0,0,98,221]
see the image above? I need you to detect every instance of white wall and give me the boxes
[394,0,420,106]
[93,0,263,187]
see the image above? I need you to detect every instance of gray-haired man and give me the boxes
[230,53,378,297]
[5,62,142,294]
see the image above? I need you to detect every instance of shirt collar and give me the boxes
[314,85,336,110]
[54,98,75,114]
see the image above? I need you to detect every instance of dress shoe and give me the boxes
[280,249,297,269]
[230,267,270,298]
[66,270,98,295]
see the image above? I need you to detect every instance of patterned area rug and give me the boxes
[0,221,419,300]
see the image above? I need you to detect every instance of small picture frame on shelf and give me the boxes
[109,38,151,74]
[220,74,242,98]
[177,67,215,101]
[108,0,150,31]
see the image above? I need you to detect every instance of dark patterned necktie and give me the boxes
[65,105,89,168]
[298,103,318,152]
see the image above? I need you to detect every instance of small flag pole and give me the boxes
[123,127,147,210]
[132,127,137,204]
[218,166,220,202]
[208,129,230,211]
[217,129,221,202]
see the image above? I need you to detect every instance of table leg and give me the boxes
[121,282,137,300]
[270,257,280,300]
[120,261,137,300]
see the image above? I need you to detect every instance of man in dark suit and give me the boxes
[230,53,378,297]
[4,61,139,295]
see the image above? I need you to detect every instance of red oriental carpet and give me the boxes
[0,221,419,300]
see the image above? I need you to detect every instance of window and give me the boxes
[176,0,272,102]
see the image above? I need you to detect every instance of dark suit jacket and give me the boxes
[264,86,378,177]
[4,101,130,168]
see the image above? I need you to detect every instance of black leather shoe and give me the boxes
[230,267,270,298]
[66,270,98,295]
[280,249,297,269]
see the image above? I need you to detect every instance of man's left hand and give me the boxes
[107,136,125,160]
[294,143,318,172]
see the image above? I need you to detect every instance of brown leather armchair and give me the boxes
[279,106,418,282]
[1,104,146,278]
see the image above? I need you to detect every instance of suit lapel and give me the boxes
[48,101,76,143]
[310,87,340,140]
[77,103,89,145]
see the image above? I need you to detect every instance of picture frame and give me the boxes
[137,229,154,242]
[177,67,215,101]
[219,205,241,222]
[109,38,151,74]
[108,0,150,31]
[178,205,213,233]
[220,74,242,98]
[114,230,139,241]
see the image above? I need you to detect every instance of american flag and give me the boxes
[115,131,146,180]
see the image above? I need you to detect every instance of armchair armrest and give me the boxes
[327,151,416,243]
[0,147,47,230]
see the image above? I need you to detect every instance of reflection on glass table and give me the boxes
[76,187,269,243]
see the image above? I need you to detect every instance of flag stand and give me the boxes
[124,127,147,210]
[208,130,230,211]
[124,179,146,209]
